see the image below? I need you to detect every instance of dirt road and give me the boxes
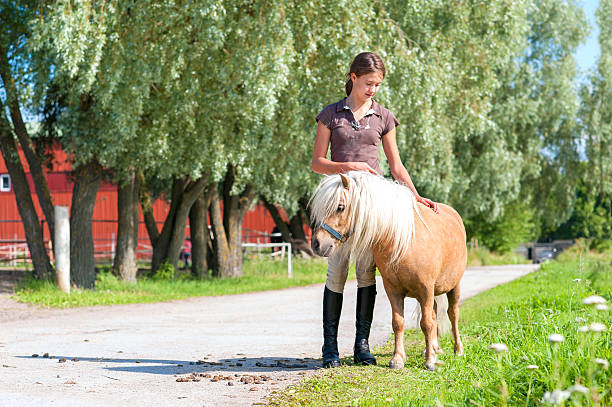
[0,264,538,406]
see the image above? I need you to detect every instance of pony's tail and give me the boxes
[413,294,451,335]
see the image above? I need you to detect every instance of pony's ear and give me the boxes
[340,173,350,190]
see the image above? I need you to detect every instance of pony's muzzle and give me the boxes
[311,233,335,257]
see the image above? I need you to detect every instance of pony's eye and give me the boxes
[337,204,345,212]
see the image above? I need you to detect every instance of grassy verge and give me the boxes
[467,247,530,266]
[13,256,332,308]
[269,245,611,406]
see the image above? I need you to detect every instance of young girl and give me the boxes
[312,52,438,368]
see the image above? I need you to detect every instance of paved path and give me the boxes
[0,264,538,406]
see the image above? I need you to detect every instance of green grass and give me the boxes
[269,245,611,406]
[467,247,530,266]
[13,256,333,308]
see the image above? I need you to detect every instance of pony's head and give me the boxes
[310,173,353,257]
[309,171,420,266]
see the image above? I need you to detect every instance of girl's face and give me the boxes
[350,71,384,102]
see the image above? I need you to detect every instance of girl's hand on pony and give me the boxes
[343,162,378,175]
[417,196,439,214]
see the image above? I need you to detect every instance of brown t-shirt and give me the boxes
[316,98,399,175]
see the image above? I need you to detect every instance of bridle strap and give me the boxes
[321,223,350,243]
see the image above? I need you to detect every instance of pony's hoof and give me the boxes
[389,359,404,369]
[424,361,436,371]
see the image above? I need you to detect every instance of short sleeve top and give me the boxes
[316,98,399,175]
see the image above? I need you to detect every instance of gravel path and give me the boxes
[0,264,538,406]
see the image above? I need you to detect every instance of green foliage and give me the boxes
[270,248,612,406]
[546,175,612,241]
[467,200,536,253]
[580,0,612,201]
[152,261,176,281]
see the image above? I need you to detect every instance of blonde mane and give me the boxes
[310,171,422,266]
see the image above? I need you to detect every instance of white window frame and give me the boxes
[0,174,11,192]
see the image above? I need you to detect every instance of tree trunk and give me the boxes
[209,184,230,277]
[113,170,140,283]
[289,211,307,241]
[138,173,160,247]
[299,196,312,223]
[150,176,208,273]
[261,196,291,242]
[210,166,256,278]
[0,47,55,247]
[189,189,211,278]
[70,162,102,288]
[0,121,53,280]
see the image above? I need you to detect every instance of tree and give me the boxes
[31,0,296,278]
[581,0,612,203]
[0,1,55,279]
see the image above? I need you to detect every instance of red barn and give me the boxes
[0,144,276,262]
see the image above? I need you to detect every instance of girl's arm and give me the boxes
[382,128,439,213]
[312,122,378,175]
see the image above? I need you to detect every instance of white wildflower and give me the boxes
[566,384,589,394]
[572,278,581,283]
[527,364,538,370]
[575,317,585,323]
[582,295,607,305]
[548,334,564,343]
[595,304,609,311]
[488,343,508,353]
[578,325,589,333]
[593,358,609,369]
[588,323,606,332]
[542,390,570,405]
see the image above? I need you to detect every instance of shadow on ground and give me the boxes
[18,355,321,375]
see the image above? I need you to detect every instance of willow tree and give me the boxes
[265,0,546,226]
[0,1,55,280]
[255,0,397,250]
[581,0,612,201]
[30,0,296,279]
[576,0,612,241]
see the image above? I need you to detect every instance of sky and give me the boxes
[574,0,601,78]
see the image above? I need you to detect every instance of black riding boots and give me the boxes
[322,286,343,368]
[322,285,378,367]
[353,285,377,365]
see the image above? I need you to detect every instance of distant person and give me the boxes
[311,52,439,368]
[181,237,192,269]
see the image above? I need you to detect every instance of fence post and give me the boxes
[54,206,70,294]
[111,232,115,261]
[287,243,292,278]
[11,234,17,266]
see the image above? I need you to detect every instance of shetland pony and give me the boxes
[310,172,467,370]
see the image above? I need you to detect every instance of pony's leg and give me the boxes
[432,300,444,354]
[447,286,464,356]
[381,281,406,369]
[423,299,443,357]
[418,292,437,371]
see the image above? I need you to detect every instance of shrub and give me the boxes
[153,261,176,281]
